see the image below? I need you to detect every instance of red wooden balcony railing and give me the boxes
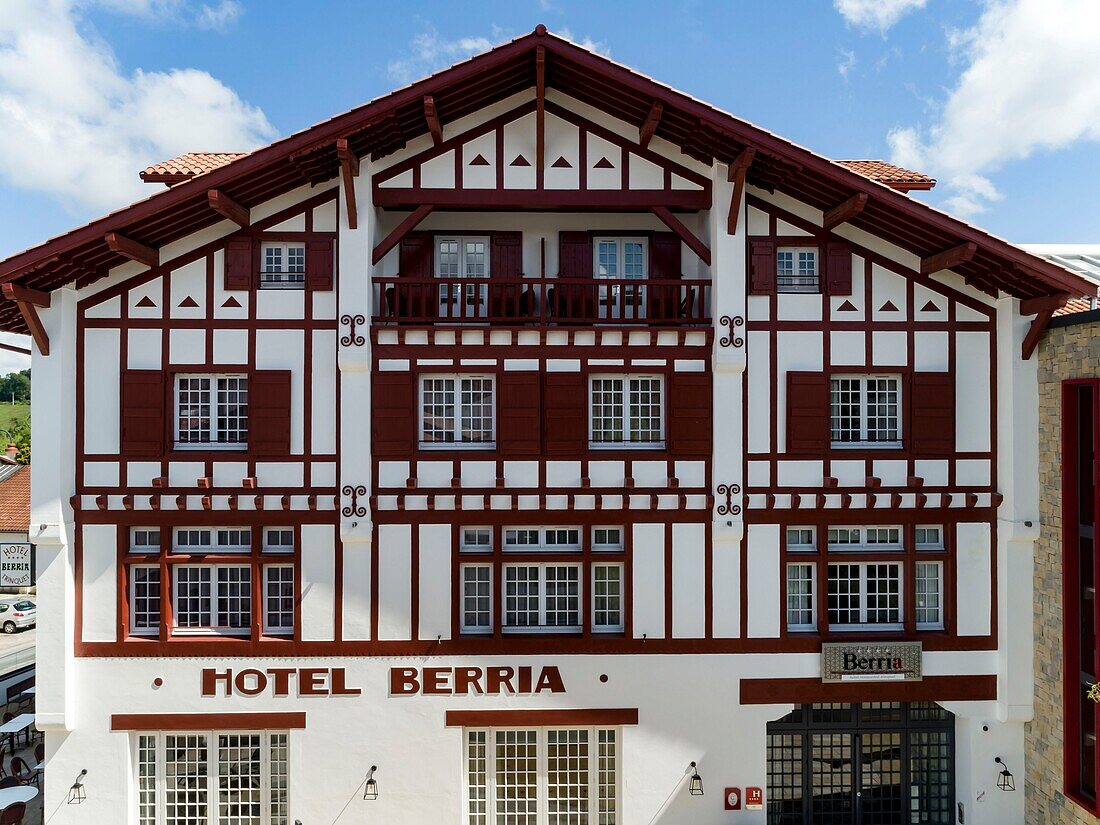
[371,276,711,326]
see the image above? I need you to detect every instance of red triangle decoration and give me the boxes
[836,300,858,312]
[593,156,615,169]
[222,296,242,308]
[879,300,899,312]
[469,154,490,166]
[178,296,199,308]
[551,156,572,168]
[510,154,531,167]
[135,295,156,308]
[920,300,941,312]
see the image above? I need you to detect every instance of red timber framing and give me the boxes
[111,712,307,731]
[445,709,639,727]
[1,284,49,355]
[336,138,359,230]
[207,189,250,228]
[726,147,754,234]
[740,675,996,704]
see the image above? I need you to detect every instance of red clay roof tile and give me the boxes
[0,465,29,534]
[836,160,935,191]
[140,152,249,185]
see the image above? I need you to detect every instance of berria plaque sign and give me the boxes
[821,642,922,683]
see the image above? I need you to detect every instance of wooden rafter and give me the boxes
[207,189,250,227]
[536,46,546,173]
[423,95,443,146]
[104,232,158,268]
[650,205,711,266]
[726,147,755,235]
[2,283,50,308]
[336,138,359,231]
[920,241,977,275]
[639,100,663,149]
[2,284,49,356]
[823,192,869,231]
[371,204,434,265]
[0,341,30,356]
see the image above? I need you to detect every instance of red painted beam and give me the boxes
[650,206,711,266]
[920,241,977,275]
[336,139,359,231]
[207,189,250,227]
[535,46,546,173]
[371,204,434,265]
[0,341,30,356]
[1,283,50,308]
[822,192,869,231]
[104,232,159,268]
[726,147,754,235]
[10,300,47,356]
[423,95,443,146]
[1022,303,1057,359]
[639,100,663,149]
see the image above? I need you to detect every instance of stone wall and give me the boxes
[1027,318,1100,823]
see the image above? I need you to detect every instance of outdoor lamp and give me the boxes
[688,762,704,796]
[68,769,88,804]
[363,765,379,800]
[995,757,1015,791]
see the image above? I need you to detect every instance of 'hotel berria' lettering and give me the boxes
[390,666,566,696]
[202,667,361,697]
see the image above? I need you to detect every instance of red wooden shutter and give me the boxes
[490,232,523,278]
[825,241,853,296]
[399,233,433,277]
[786,372,830,454]
[225,236,254,290]
[120,370,166,457]
[749,240,776,295]
[543,372,587,455]
[558,232,593,277]
[249,370,292,456]
[668,372,711,456]
[372,372,416,456]
[909,373,955,456]
[650,232,682,279]
[497,372,541,455]
[306,236,334,290]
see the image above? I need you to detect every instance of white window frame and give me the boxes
[915,560,944,630]
[503,563,582,633]
[130,565,161,636]
[460,563,494,635]
[826,525,903,551]
[173,527,252,554]
[592,526,624,552]
[829,374,902,448]
[259,241,306,289]
[786,562,816,631]
[826,561,904,631]
[436,236,490,318]
[174,373,249,450]
[130,527,162,554]
[503,527,583,553]
[589,374,665,449]
[915,524,945,550]
[461,527,493,553]
[593,237,648,279]
[419,374,496,448]
[171,564,252,636]
[134,730,290,825]
[262,564,295,636]
[262,528,295,554]
[776,246,820,293]
[592,563,624,633]
[463,727,619,825]
[785,526,816,551]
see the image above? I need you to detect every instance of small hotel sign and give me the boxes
[821,642,922,683]
[0,544,32,588]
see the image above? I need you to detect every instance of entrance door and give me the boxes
[766,703,954,825]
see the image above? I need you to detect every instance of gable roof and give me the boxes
[141,152,250,186]
[0,24,1091,335]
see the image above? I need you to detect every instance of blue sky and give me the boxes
[0,0,1097,368]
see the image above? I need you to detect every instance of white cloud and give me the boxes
[0,0,274,214]
[834,0,926,32]
[887,0,1100,216]
[556,28,610,57]
[387,25,496,85]
[195,0,242,31]
[0,335,30,376]
[837,49,857,80]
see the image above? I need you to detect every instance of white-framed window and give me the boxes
[172,565,251,635]
[260,241,306,289]
[420,375,495,447]
[594,237,647,279]
[827,562,903,629]
[786,562,816,631]
[826,525,903,551]
[130,527,161,554]
[465,727,618,825]
[915,525,944,550]
[776,247,819,293]
[592,564,624,632]
[830,375,901,447]
[915,561,944,629]
[263,528,294,554]
[503,527,583,553]
[263,565,294,635]
[173,527,252,554]
[504,564,581,632]
[461,564,493,634]
[437,237,490,279]
[175,373,249,449]
[786,526,816,551]
[592,527,624,551]
[589,375,664,447]
[130,566,161,636]
[135,731,289,825]
[461,527,493,553]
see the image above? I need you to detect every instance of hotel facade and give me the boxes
[3,28,1092,825]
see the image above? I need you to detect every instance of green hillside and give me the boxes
[0,404,29,435]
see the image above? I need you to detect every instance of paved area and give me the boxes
[0,626,34,658]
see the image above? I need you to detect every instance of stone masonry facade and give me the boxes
[1029,317,1100,824]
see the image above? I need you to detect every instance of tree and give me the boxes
[0,370,29,403]
[8,418,28,465]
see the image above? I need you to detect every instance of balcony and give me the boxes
[371,276,711,326]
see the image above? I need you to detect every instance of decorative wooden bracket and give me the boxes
[0,341,30,356]
[372,204,435,265]
[1021,294,1067,360]
[921,241,977,275]
[535,46,546,173]
[823,192,868,231]
[726,147,755,235]
[104,232,158,268]
[639,100,663,149]
[423,95,443,146]
[207,189,250,227]
[336,138,360,230]
[2,283,50,356]
[650,205,711,266]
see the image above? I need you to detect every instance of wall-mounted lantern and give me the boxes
[995,757,1015,792]
[363,765,379,800]
[68,769,88,804]
[688,762,704,796]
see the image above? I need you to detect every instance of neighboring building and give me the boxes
[0,459,32,595]
[1026,247,1100,823]
[0,28,1092,825]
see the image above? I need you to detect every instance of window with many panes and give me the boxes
[830,375,901,447]
[263,565,295,635]
[504,565,581,631]
[914,562,943,629]
[130,566,161,636]
[437,237,490,317]
[786,563,816,631]
[461,564,493,633]
[827,525,902,551]
[589,375,664,447]
[776,247,819,293]
[172,565,251,635]
[420,375,495,447]
[174,527,252,554]
[503,527,581,552]
[827,562,903,629]
[592,564,624,632]
[135,731,289,825]
[465,727,618,825]
[594,238,647,279]
[175,374,249,449]
[260,242,306,289]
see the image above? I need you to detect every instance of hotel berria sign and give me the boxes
[821,642,922,683]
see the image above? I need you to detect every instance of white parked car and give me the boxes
[0,599,35,633]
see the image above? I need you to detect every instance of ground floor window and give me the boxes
[135,731,289,825]
[766,703,953,825]
[465,727,618,825]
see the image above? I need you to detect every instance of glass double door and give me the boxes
[767,703,954,825]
